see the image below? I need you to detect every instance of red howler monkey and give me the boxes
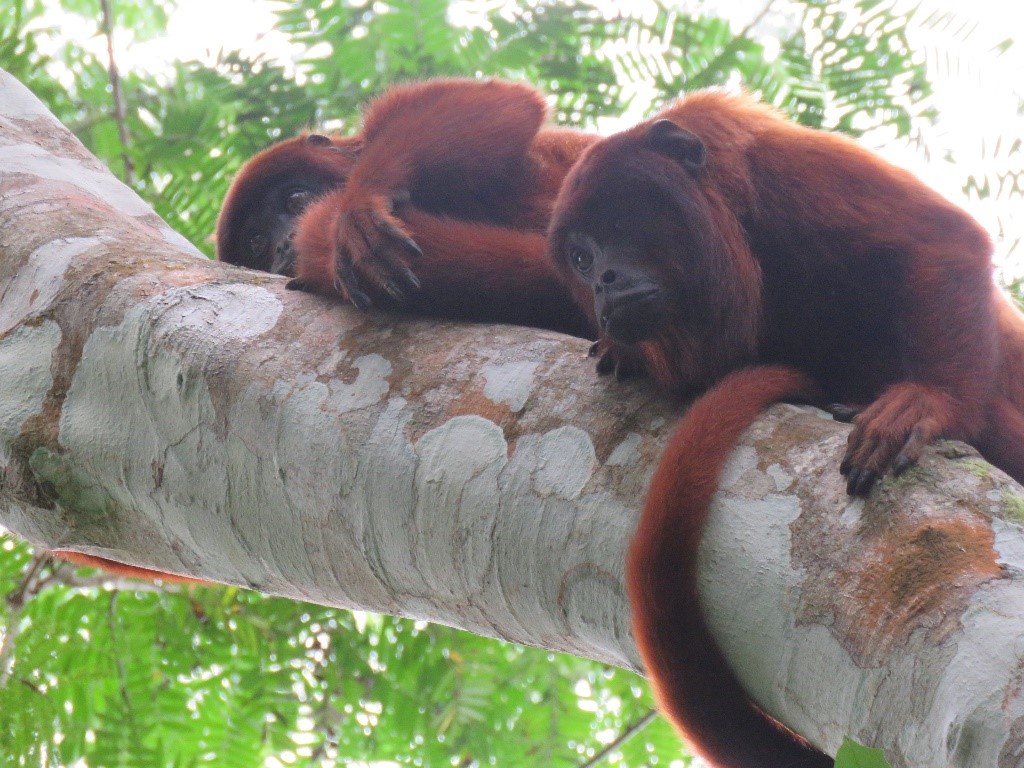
[217,78,598,338]
[549,89,1024,767]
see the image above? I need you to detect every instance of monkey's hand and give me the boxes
[327,191,424,309]
[589,338,647,382]
[839,382,961,496]
[287,189,424,308]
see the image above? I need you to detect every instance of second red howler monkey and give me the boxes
[217,78,598,338]
[547,90,1024,767]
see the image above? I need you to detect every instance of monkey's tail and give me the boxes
[982,289,1024,486]
[977,397,1024,487]
[52,550,208,585]
[626,365,833,768]
[996,288,1024,414]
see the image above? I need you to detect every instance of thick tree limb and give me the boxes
[3,70,1024,767]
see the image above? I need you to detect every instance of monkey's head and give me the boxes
[548,117,761,392]
[216,133,361,275]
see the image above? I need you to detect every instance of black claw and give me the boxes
[402,267,422,291]
[839,456,851,475]
[829,404,859,423]
[588,341,601,358]
[848,467,877,497]
[379,219,423,258]
[336,258,373,310]
[382,280,405,302]
[401,235,424,259]
[892,454,912,476]
[286,278,311,292]
[350,289,372,311]
[845,467,861,495]
[596,354,615,376]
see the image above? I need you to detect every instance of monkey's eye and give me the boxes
[569,245,594,274]
[285,189,312,216]
[249,233,270,258]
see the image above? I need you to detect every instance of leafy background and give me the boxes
[0,0,1020,766]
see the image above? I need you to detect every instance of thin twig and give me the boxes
[99,0,135,185]
[107,592,140,740]
[578,709,660,768]
[686,0,778,91]
[0,552,48,686]
[736,0,778,44]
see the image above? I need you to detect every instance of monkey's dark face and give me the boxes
[232,180,324,275]
[550,116,763,393]
[562,232,668,345]
[550,119,713,347]
[217,134,360,275]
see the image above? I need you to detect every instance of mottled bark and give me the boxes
[3,70,1024,767]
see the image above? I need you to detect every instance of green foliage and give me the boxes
[800,0,933,136]
[58,0,173,39]
[2,0,955,258]
[0,0,71,116]
[0,535,670,767]
[835,737,894,768]
[0,0,1010,765]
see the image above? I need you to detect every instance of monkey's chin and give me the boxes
[603,312,660,346]
[598,287,664,345]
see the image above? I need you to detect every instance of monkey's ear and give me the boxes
[305,133,361,159]
[647,119,706,172]
[335,140,362,159]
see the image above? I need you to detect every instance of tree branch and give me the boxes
[3,68,1024,767]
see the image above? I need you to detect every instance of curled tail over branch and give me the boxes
[626,365,832,768]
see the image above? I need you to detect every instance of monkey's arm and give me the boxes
[290,207,594,339]
[292,79,553,310]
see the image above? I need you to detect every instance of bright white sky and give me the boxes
[35,0,1024,278]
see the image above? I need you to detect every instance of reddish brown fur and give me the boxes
[550,90,1024,766]
[52,550,207,585]
[219,78,599,338]
[297,209,587,332]
[627,366,828,767]
[549,89,1024,483]
[216,133,361,274]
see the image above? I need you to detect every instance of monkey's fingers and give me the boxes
[892,424,930,476]
[335,198,423,304]
[372,209,423,260]
[843,464,881,496]
[332,254,373,311]
[840,422,883,495]
[596,349,616,376]
[350,219,421,302]
[839,383,950,496]
[593,342,645,381]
